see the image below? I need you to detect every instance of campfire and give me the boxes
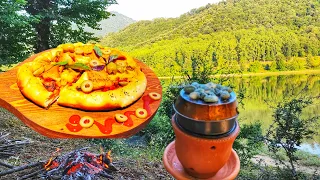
[0,147,118,179]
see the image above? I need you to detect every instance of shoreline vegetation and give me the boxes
[158,69,320,79]
[2,63,320,78]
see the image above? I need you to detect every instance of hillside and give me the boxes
[100,0,320,77]
[81,11,135,38]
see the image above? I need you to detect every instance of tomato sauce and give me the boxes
[124,111,135,127]
[142,95,155,116]
[94,118,116,134]
[66,115,83,132]
[65,93,159,134]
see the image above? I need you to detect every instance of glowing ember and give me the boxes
[40,148,117,179]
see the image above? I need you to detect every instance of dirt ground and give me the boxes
[0,108,174,180]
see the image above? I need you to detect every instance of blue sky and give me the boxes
[108,0,221,21]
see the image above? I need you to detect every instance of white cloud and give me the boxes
[108,0,221,21]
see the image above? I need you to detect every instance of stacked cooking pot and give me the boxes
[173,85,238,137]
[171,82,240,178]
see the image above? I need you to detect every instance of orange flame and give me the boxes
[44,158,53,170]
[97,155,103,164]
[104,164,109,168]
[106,150,112,163]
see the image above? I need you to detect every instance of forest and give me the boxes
[1,0,320,179]
[101,0,320,77]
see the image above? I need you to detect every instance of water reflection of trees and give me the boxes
[233,74,320,104]
[234,74,320,143]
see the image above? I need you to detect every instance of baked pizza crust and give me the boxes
[17,62,57,108]
[57,70,147,111]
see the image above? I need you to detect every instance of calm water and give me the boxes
[163,73,320,156]
[234,74,320,156]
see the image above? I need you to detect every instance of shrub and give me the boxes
[248,61,263,72]
[233,121,263,166]
[264,97,320,179]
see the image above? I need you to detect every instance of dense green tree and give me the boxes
[0,0,34,65]
[0,0,117,65]
[100,0,320,77]
[25,0,117,52]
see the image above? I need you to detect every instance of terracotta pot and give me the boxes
[172,114,240,179]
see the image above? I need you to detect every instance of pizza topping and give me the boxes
[81,80,93,93]
[93,45,103,57]
[74,55,90,64]
[135,108,148,119]
[83,44,94,54]
[59,53,74,65]
[42,65,60,81]
[43,80,56,92]
[89,60,99,67]
[108,55,118,63]
[115,114,128,122]
[92,65,105,71]
[33,66,45,76]
[60,69,80,86]
[79,116,94,128]
[148,92,161,100]
[106,62,117,74]
[66,63,91,70]
[102,49,111,55]
[118,81,128,86]
[54,60,69,66]
[74,47,84,55]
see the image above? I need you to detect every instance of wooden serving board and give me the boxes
[0,51,162,139]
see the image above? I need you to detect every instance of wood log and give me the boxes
[98,171,114,179]
[18,168,45,180]
[0,161,14,169]
[0,161,44,176]
[0,142,30,150]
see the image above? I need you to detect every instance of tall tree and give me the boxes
[25,0,117,52]
[0,0,34,65]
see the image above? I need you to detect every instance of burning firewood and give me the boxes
[0,147,118,179]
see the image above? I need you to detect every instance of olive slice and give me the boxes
[79,116,94,128]
[102,49,112,55]
[89,60,100,67]
[118,81,129,86]
[135,108,148,119]
[148,92,161,100]
[115,114,128,122]
[81,80,93,93]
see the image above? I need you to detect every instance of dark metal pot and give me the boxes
[174,90,238,121]
[173,89,238,136]
[173,105,237,136]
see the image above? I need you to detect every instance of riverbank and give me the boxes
[158,69,320,79]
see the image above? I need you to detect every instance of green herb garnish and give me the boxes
[54,60,68,66]
[94,45,103,57]
[108,54,118,63]
[66,63,91,70]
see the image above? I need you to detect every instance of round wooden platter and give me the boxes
[0,51,162,139]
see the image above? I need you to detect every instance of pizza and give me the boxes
[16,42,147,111]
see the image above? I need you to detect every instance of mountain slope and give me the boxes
[100,0,320,77]
[101,0,320,48]
[82,11,135,37]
